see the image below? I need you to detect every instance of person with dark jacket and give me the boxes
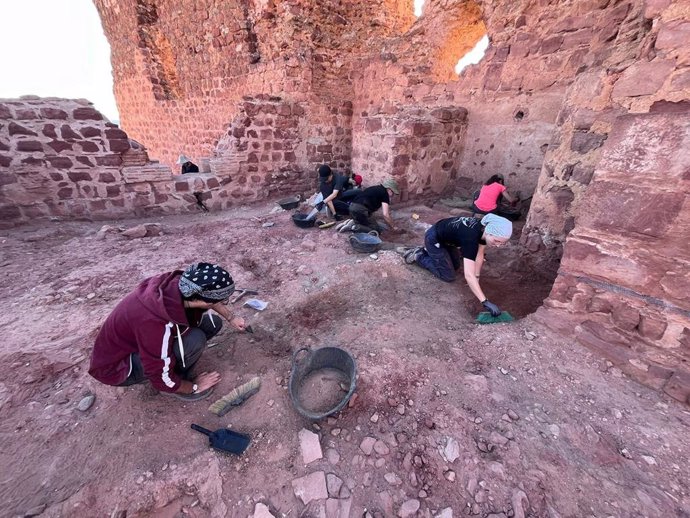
[402,214,513,316]
[317,164,351,218]
[339,178,399,233]
[89,262,246,401]
[177,154,199,174]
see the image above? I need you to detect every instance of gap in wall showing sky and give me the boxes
[0,0,119,121]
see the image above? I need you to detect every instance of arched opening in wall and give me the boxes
[455,34,489,74]
[425,0,487,81]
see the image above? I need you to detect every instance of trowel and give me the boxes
[191,424,251,455]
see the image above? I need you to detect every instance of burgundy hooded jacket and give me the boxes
[89,271,204,392]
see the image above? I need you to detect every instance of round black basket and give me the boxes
[348,231,382,253]
[278,195,301,210]
[288,347,357,420]
[292,213,316,228]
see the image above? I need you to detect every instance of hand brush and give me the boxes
[476,311,515,324]
[208,377,261,416]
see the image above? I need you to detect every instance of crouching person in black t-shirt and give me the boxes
[402,214,512,316]
[342,178,399,233]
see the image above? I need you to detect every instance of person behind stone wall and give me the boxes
[471,174,519,220]
[337,178,400,234]
[400,214,513,317]
[89,262,247,401]
[177,154,200,174]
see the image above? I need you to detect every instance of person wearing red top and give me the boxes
[89,262,246,401]
[471,174,517,218]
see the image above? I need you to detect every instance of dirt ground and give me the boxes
[1,201,689,518]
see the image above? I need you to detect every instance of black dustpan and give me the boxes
[191,424,251,455]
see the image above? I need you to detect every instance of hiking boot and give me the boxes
[163,387,214,402]
[395,246,414,256]
[403,246,424,264]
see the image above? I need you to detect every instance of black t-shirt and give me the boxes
[353,185,390,212]
[319,173,348,199]
[434,216,486,261]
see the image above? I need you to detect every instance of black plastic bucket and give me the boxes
[288,347,357,420]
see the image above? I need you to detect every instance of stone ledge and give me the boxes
[121,165,173,183]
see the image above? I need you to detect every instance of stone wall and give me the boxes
[541,108,689,403]
[0,97,255,225]
[352,105,468,200]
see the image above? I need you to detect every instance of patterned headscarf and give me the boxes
[178,262,235,301]
[480,213,513,239]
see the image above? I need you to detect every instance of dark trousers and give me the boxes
[119,313,222,386]
[349,202,381,232]
[416,225,462,282]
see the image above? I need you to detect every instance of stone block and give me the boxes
[105,128,127,140]
[611,303,640,332]
[663,371,690,404]
[99,172,117,183]
[47,140,73,153]
[80,141,100,152]
[96,155,123,167]
[47,157,73,169]
[73,107,104,120]
[57,187,74,199]
[291,471,327,505]
[298,428,323,465]
[0,104,11,119]
[75,156,94,167]
[106,185,121,197]
[638,314,668,340]
[42,124,57,138]
[612,60,676,99]
[656,21,690,51]
[39,108,68,119]
[0,155,11,168]
[540,35,563,55]
[15,108,36,120]
[68,171,92,182]
[80,126,102,138]
[17,140,44,152]
[8,122,37,136]
[108,139,131,152]
[366,118,383,132]
[122,165,172,183]
[570,131,607,153]
[60,125,82,140]
[412,122,432,136]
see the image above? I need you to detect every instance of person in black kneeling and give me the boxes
[340,178,399,233]
[318,164,352,219]
[402,214,513,316]
[177,154,199,174]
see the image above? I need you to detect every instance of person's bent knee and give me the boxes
[439,271,456,282]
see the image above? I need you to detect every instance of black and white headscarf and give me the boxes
[178,262,235,301]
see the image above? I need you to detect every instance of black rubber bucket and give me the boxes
[348,231,382,253]
[278,195,301,210]
[288,347,357,420]
[292,213,316,228]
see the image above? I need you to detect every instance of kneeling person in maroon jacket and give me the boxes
[89,262,246,401]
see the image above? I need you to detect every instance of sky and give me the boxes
[0,0,119,121]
